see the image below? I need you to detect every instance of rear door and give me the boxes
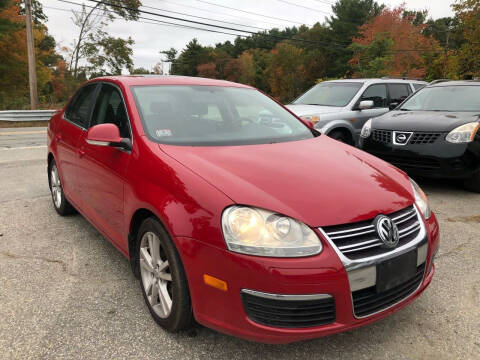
[76,83,132,249]
[55,83,98,204]
[387,83,412,109]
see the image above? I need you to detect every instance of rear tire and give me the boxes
[48,159,76,216]
[137,217,193,332]
[464,172,480,193]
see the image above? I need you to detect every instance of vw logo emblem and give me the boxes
[396,133,407,143]
[374,215,399,248]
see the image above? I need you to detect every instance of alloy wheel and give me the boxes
[139,231,173,318]
[50,164,62,209]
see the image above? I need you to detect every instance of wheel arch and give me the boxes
[326,126,355,145]
[128,207,170,277]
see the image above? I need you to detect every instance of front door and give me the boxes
[77,83,132,250]
[353,84,389,134]
[55,83,98,205]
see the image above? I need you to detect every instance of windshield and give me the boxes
[400,85,480,112]
[131,85,315,146]
[292,82,363,107]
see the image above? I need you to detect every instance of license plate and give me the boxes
[376,250,417,293]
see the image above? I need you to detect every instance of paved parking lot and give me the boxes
[0,128,479,359]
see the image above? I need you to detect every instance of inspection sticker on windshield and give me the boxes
[155,129,172,137]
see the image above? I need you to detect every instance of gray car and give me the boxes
[286,78,426,145]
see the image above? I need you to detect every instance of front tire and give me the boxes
[137,218,193,332]
[464,172,480,193]
[48,160,76,216]
[329,130,350,144]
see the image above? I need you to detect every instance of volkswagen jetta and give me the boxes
[47,75,439,343]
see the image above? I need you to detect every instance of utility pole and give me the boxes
[25,0,39,109]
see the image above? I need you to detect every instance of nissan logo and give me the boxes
[374,215,400,248]
[396,134,407,143]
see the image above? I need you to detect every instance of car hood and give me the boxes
[159,136,414,227]
[286,104,342,116]
[374,110,480,132]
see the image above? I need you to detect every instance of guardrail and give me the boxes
[0,110,57,122]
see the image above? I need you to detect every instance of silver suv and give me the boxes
[286,78,426,145]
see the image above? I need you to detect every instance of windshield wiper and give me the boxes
[399,108,411,111]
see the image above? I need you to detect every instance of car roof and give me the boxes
[324,78,426,84]
[89,75,253,88]
[427,80,480,87]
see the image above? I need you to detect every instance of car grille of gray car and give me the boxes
[321,206,421,260]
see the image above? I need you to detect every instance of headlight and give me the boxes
[360,119,372,138]
[300,115,320,124]
[445,122,479,143]
[221,206,322,257]
[410,178,431,219]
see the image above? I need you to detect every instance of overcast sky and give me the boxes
[41,0,455,71]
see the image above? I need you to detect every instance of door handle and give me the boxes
[78,148,85,158]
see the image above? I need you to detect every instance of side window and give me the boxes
[65,84,97,128]
[359,84,387,108]
[388,84,411,106]
[91,84,130,138]
[413,83,425,91]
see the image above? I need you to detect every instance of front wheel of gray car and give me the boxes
[137,217,193,332]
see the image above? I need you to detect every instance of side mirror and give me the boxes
[299,118,314,129]
[358,100,374,110]
[86,123,131,151]
[389,102,399,110]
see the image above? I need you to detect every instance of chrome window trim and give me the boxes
[241,289,332,301]
[318,204,427,272]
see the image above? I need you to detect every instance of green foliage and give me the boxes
[326,0,384,76]
[130,67,150,74]
[349,36,393,77]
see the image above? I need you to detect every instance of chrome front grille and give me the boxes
[321,206,421,260]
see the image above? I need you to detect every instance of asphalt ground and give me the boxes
[0,128,479,359]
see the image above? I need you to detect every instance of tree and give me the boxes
[265,42,307,103]
[327,0,384,77]
[173,39,211,76]
[349,5,439,78]
[69,0,140,78]
[197,62,218,79]
[452,0,480,78]
[130,66,150,74]
[160,47,177,73]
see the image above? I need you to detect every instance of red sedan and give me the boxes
[47,76,439,343]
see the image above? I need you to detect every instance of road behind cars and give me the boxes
[0,129,479,359]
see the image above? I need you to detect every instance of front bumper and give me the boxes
[174,212,440,344]
[359,136,480,179]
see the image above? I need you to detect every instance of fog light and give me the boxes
[203,274,228,291]
[428,246,439,275]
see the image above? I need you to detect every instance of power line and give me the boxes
[157,0,291,28]
[56,0,447,54]
[85,0,336,47]
[192,0,313,26]
[140,3,270,32]
[276,0,332,15]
